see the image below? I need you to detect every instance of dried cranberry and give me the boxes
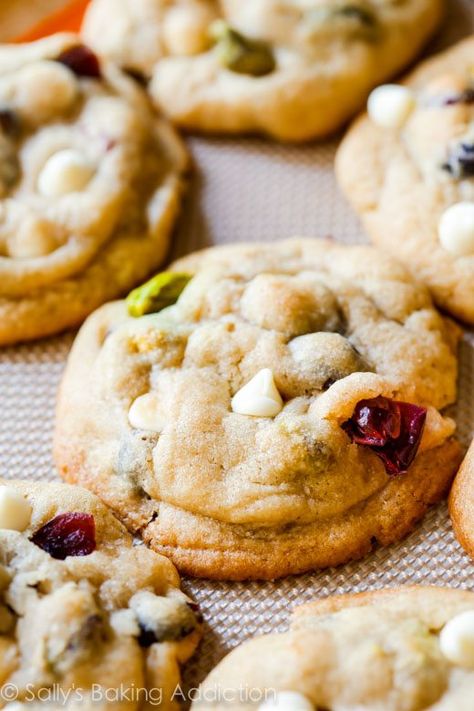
[56,45,101,79]
[31,513,96,560]
[342,396,427,476]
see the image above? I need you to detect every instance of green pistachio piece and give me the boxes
[127,272,192,318]
[210,20,276,77]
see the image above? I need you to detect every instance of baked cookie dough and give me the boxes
[449,439,474,560]
[82,0,444,141]
[54,238,461,580]
[194,586,474,710]
[0,479,201,710]
[336,37,474,324]
[0,33,187,345]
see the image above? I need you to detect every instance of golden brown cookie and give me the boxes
[449,438,474,560]
[0,478,201,710]
[194,586,474,710]
[54,238,461,580]
[336,37,474,324]
[82,0,444,141]
[0,33,187,345]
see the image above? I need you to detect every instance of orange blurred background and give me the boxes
[0,0,89,42]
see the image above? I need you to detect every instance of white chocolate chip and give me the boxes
[14,61,78,124]
[110,609,140,637]
[128,392,164,432]
[438,202,474,257]
[258,691,314,711]
[129,590,181,630]
[8,216,57,259]
[367,84,415,129]
[163,5,213,56]
[0,486,32,531]
[37,149,95,198]
[439,611,474,668]
[231,369,283,418]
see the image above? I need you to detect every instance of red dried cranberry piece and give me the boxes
[31,513,96,560]
[56,45,101,79]
[342,396,427,476]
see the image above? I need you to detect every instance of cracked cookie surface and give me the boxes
[194,587,474,710]
[55,238,461,580]
[0,479,201,710]
[82,0,443,141]
[336,37,474,324]
[0,33,187,345]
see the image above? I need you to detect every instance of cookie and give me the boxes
[82,0,443,142]
[0,479,201,710]
[194,586,474,710]
[0,33,187,345]
[336,37,474,324]
[449,438,474,560]
[54,238,461,580]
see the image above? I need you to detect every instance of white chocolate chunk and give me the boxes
[128,392,164,432]
[15,61,78,124]
[258,691,314,711]
[130,590,179,628]
[0,486,32,531]
[367,84,415,129]
[163,5,213,56]
[8,217,57,259]
[231,369,283,417]
[37,149,95,198]
[438,202,474,257]
[439,610,474,668]
[110,609,140,637]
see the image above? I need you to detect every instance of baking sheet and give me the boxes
[1,0,474,695]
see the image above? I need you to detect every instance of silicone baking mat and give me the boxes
[1,0,473,696]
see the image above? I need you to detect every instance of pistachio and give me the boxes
[130,592,199,647]
[210,21,276,77]
[126,272,192,318]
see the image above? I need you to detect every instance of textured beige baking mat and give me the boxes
[1,0,474,694]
